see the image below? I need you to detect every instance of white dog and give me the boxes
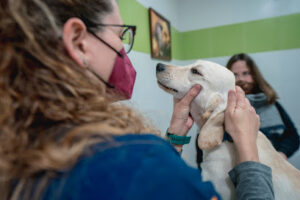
[156,60,300,200]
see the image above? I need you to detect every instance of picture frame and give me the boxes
[148,8,171,61]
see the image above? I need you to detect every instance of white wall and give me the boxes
[126,0,300,170]
[178,0,300,31]
[137,0,180,26]
[137,0,300,31]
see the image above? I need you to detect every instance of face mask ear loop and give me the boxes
[83,58,115,89]
[89,68,115,89]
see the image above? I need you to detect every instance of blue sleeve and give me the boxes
[275,102,300,157]
[124,142,221,200]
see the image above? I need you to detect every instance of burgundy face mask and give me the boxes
[87,48,136,99]
[85,30,136,99]
[107,48,136,99]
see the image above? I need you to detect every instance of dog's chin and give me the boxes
[157,81,178,94]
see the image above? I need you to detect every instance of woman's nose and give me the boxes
[235,75,241,81]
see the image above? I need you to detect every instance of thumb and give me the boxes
[226,90,237,113]
[181,84,201,107]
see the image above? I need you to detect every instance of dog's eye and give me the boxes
[191,68,203,76]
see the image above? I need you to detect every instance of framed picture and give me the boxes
[149,8,171,60]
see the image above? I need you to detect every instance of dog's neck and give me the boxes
[190,91,227,128]
[190,103,206,128]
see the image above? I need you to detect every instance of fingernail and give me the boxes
[228,90,235,97]
[193,84,202,91]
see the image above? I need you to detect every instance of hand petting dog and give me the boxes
[225,86,260,163]
[168,84,202,152]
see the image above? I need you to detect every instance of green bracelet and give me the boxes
[166,128,191,145]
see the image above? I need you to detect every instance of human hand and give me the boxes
[225,86,260,163]
[168,85,202,137]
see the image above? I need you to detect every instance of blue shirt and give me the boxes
[42,134,220,200]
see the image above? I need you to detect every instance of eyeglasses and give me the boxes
[88,24,136,55]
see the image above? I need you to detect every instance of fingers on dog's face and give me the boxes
[235,86,247,108]
[181,85,202,106]
[235,86,245,97]
[226,90,237,112]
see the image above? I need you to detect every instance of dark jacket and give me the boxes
[260,102,300,157]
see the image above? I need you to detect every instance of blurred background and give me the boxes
[119,0,300,169]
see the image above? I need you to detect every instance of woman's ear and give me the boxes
[63,18,89,68]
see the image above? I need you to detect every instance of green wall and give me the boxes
[119,0,300,60]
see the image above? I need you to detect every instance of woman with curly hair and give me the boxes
[0,0,273,199]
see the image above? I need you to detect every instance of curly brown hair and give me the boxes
[0,0,158,199]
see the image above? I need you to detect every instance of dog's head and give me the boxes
[156,60,235,150]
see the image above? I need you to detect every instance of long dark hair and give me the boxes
[226,53,278,104]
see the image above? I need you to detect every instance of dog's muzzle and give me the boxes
[156,63,178,93]
[157,81,178,93]
[156,63,165,73]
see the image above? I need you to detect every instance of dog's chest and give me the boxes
[201,142,236,200]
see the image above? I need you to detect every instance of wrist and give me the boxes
[237,151,259,163]
[164,135,183,153]
[168,125,188,137]
[165,128,191,146]
[235,140,259,163]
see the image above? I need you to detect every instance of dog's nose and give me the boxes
[156,63,165,73]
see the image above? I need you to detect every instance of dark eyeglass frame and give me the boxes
[87,24,137,57]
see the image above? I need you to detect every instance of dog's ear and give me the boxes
[197,111,224,150]
[197,93,225,150]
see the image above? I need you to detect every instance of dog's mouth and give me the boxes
[157,81,178,93]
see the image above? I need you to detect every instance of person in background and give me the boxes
[0,0,273,199]
[226,53,300,160]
